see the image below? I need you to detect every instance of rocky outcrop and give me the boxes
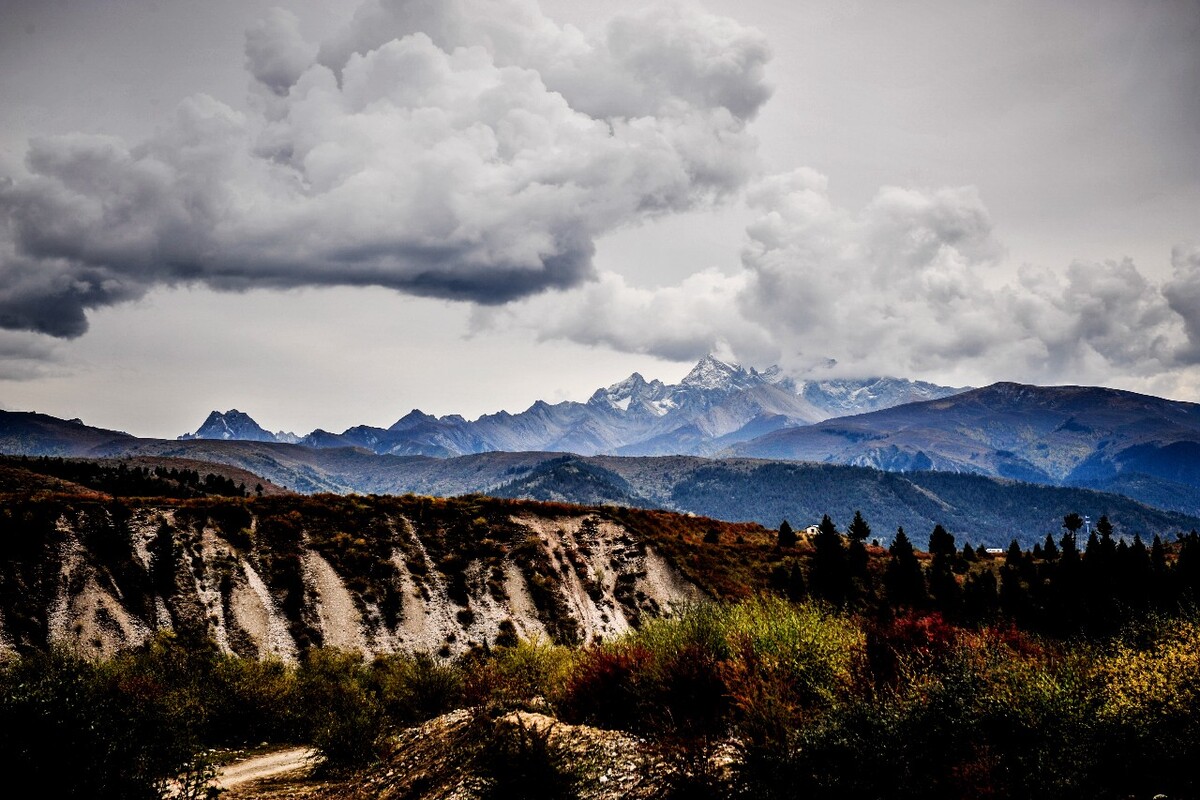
[0,495,706,660]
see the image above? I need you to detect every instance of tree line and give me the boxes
[773,510,1200,637]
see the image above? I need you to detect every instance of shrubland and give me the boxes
[2,492,1200,798]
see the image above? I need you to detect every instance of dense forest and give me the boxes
[0,455,252,498]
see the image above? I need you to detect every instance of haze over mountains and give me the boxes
[180,356,966,458]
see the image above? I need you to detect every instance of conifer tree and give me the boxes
[809,514,850,606]
[884,527,926,609]
[848,510,871,542]
[927,524,962,615]
[777,519,797,549]
[845,512,871,603]
[1043,532,1059,560]
[926,524,953,556]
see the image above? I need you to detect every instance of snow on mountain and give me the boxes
[179,410,280,443]
[176,357,967,457]
[679,355,745,391]
[797,377,969,418]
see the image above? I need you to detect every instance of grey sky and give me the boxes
[0,0,1197,438]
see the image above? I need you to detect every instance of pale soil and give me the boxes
[214,710,699,800]
[217,746,329,799]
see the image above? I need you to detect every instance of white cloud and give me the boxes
[492,166,1200,393]
[0,0,770,337]
[476,267,775,363]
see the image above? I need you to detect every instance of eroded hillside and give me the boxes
[0,493,773,659]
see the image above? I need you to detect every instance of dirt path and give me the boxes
[217,746,318,790]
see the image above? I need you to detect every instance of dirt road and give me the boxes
[216,746,318,790]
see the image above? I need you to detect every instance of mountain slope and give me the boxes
[0,411,135,455]
[728,382,1200,490]
[10,408,1199,547]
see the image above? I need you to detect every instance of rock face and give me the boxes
[0,495,704,660]
[180,410,293,444]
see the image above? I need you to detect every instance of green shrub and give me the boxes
[371,651,464,724]
[0,646,196,800]
[296,648,386,772]
[464,637,578,711]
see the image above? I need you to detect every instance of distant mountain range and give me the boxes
[6,370,1200,545]
[727,382,1200,511]
[1,417,1196,546]
[178,356,967,457]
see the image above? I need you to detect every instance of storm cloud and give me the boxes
[0,0,770,337]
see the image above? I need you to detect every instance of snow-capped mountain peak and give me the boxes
[796,377,970,417]
[679,355,748,391]
[589,371,670,412]
[179,409,279,442]
[175,359,968,458]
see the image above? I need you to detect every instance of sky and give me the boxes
[1,0,1198,438]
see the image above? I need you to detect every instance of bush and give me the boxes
[371,652,464,725]
[0,646,196,800]
[296,648,386,772]
[464,637,578,712]
[472,712,581,800]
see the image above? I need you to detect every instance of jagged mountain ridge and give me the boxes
[5,423,1195,547]
[180,409,299,444]
[178,356,965,457]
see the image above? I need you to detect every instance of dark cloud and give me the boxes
[0,1,770,337]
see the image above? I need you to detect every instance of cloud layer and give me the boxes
[490,167,1200,391]
[0,0,770,337]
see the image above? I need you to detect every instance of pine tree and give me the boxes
[810,514,850,607]
[848,510,871,542]
[1042,533,1060,560]
[884,527,926,609]
[928,524,956,558]
[928,525,963,616]
[777,519,797,549]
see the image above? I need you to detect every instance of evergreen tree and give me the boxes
[847,511,871,543]
[809,514,850,607]
[928,524,956,558]
[927,525,962,616]
[1043,533,1059,560]
[1005,539,1023,568]
[884,527,926,609]
[777,519,797,549]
